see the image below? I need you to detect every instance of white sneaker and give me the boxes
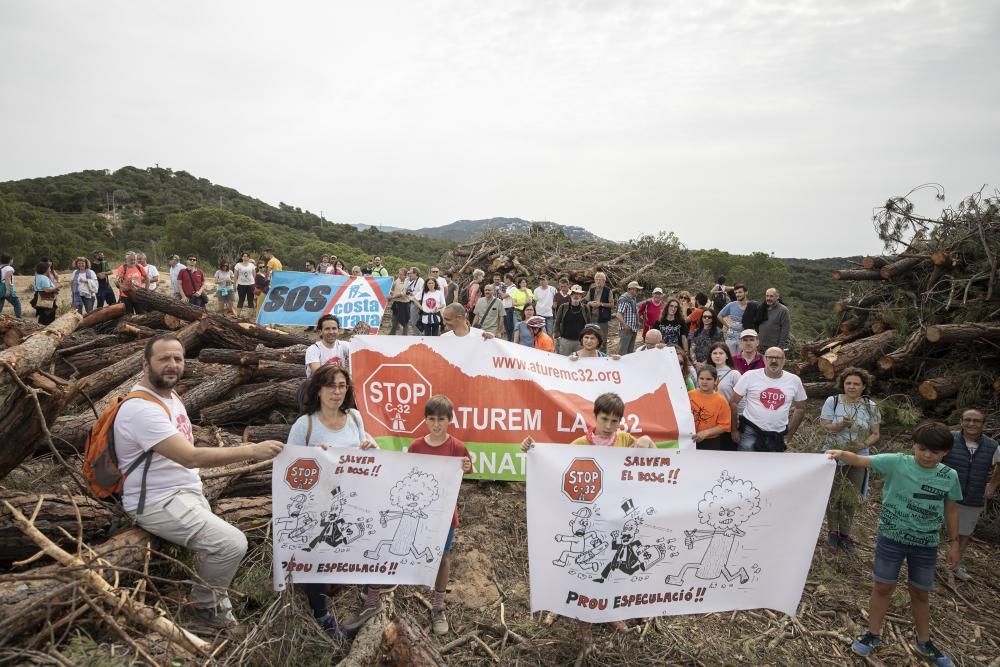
[952,565,972,582]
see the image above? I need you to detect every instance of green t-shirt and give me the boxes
[870,453,962,547]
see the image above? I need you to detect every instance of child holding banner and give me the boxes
[828,421,961,666]
[398,395,474,634]
[522,392,654,645]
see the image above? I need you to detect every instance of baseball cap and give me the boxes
[741,329,758,338]
[652,287,664,294]
[570,284,585,294]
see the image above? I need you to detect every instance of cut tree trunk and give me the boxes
[0,312,81,387]
[925,323,1000,344]
[214,496,271,527]
[817,330,897,380]
[831,292,882,313]
[180,364,252,419]
[200,378,301,425]
[198,345,308,366]
[0,316,43,348]
[0,491,114,560]
[877,329,925,373]
[113,320,159,339]
[804,382,839,399]
[243,423,293,443]
[78,303,125,329]
[879,256,925,279]
[60,339,148,376]
[253,360,305,380]
[861,256,894,270]
[48,370,146,452]
[382,613,448,667]
[918,376,963,401]
[831,269,885,281]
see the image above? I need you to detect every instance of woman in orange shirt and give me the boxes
[689,367,732,451]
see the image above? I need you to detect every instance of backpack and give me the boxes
[83,390,170,514]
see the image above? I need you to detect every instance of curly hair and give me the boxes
[301,365,356,415]
[835,366,874,395]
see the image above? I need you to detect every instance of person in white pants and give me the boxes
[114,334,284,629]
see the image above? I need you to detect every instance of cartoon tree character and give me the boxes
[665,472,761,586]
[552,507,607,573]
[364,469,440,562]
[276,493,317,546]
[303,486,366,552]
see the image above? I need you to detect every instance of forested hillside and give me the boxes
[0,166,453,272]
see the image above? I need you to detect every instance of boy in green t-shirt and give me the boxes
[828,420,961,667]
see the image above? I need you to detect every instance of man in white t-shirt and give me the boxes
[305,315,351,377]
[138,253,159,291]
[440,303,494,339]
[533,276,558,335]
[168,255,184,298]
[115,334,283,628]
[729,347,806,452]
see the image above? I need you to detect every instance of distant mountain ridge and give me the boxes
[354,217,608,243]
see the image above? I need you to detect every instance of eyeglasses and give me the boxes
[764,356,784,361]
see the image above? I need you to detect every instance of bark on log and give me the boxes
[253,360,305,380]
[78,303,125,329]
[879,256,925,280]
[817,330,896,380]
[877,329,925,373]
[799,328,873,359]
[202,318,262,351]
[60,339,147,376]
[200,378,301,425]
[214,496,271,527]
[0,316,43,348]
[918,376,963,401]
[198,345,308,366]
[221,470,272,498]
[870,320,888,334]
[931,251,954,268]
[838,316,866,334]
[925,323,1000,344]
[0,491,114,560]
[177,360,230,382]
[49,371,145,451]
[804,382,839,399]
[0,312,81,387]
[243,423,293,443]
[227,381,273,399]
[57,331,126,354]
[128,287,207,321]
[114,320,159,339]
[180,364,252,419]
[831,292,881,313]
[831,269,885,281]
[861,256,894,270]
[382,613,448,667]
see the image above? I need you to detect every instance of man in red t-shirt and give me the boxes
[114,251,148,314]
[637,287,666,338]
[406,395,472,635]
[178,255,208,308]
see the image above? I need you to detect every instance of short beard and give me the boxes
[149,368,179,390]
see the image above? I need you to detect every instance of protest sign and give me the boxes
[350,336,695,481]
[256,271,392,328]
[526,446,834,622]
[272,445,463,590]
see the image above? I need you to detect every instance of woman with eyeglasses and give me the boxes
[690,309,724,367]
[656,299,688,353]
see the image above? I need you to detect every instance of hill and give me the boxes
[0,166,454,273]
[402,217,608,243]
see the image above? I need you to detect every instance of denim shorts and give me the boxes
[872,534,937,591]
[443,527,456,555]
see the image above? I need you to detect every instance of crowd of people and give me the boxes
[4,248,995,666]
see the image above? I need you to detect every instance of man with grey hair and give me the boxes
[615,280,641,355]
[472,283,505,337]
[405,267,424,335]
[730,347,806,452]
[637,328,665,351]
[586,272,615,352]
[757,288,791,350]
[114,250,148,315]
[555,285,593,356]
[137,252,159,291]
[168,255,184,299]
[442,302,495,339]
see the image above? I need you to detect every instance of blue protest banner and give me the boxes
[256,272,393,328]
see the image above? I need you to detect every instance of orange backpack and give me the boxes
[83,390,170,514]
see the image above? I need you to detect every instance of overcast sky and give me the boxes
[1,1,997,258]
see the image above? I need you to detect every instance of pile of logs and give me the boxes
[0,287,317,657]
[794,189,1000,417]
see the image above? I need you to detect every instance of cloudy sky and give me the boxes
[1,1,997,257]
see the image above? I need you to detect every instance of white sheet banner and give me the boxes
[527,446,834,621]
[272,446,463,590]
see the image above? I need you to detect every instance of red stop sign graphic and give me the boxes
[362,363,432,434]
[563,458,603,503]
[285,458,321,491]
[760,387,787,410]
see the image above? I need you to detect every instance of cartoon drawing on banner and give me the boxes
[665,472,762,586]
[593,499,666,583]
[303,486,370,552]
[275,493,318,547]
[552,507,608,573]
[364,469,440,562]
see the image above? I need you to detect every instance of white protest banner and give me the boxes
[257,271,392,328]
[272,446,463,590]
[351,336,695,481]
[527,446,834,621]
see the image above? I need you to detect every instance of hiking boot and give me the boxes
[342,599,382,632]
[431,608,449,635]
[318,614,350,641]
[839,534,857,554]
[851,631,882,656]
[356,584,398,601]
[825,531,841,549]
[915,639,954,667]
[951,565,972,582]
[188,605,239,630]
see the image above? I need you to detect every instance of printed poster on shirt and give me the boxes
[256,271,393,328]
[272,446,464,589]
[350,336,696,482]
[526,446,834,622]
